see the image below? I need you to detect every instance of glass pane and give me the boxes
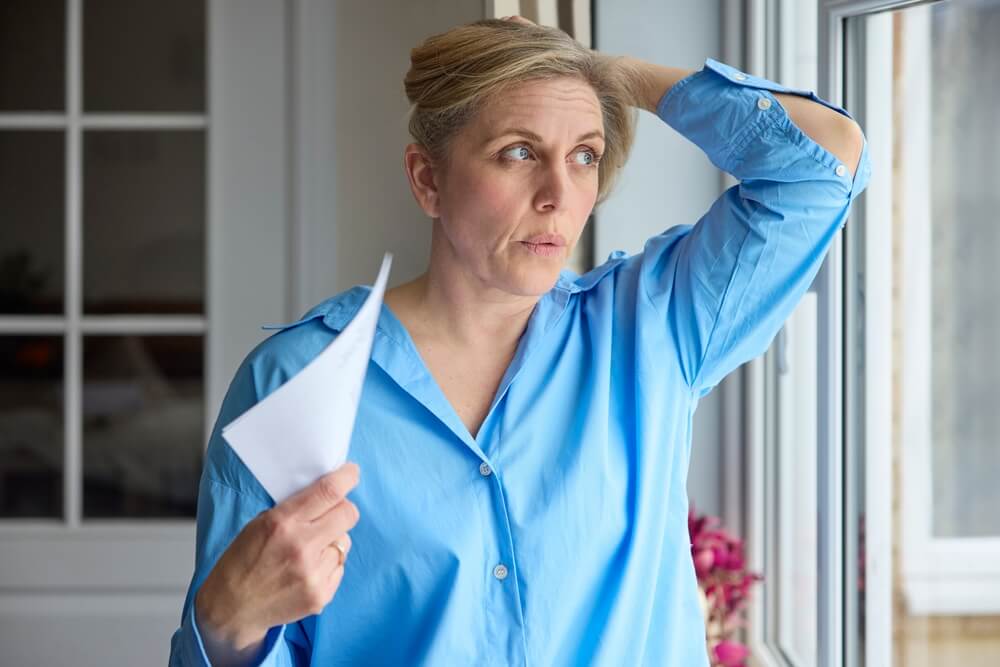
[83,0,205,112]
[775,294,819,664]
[0,131,65,315]
[0,336,63,518]
[928,2,1000,539]
[0,0,65,112]
[82,130,205,314]
[847,1,1000,664]
[82,335,203,518]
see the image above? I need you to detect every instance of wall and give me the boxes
[293,0,484,313]
[593,0,725,517]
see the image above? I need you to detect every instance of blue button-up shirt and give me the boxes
[170,58,871,666]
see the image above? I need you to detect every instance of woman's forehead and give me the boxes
[473,78,604,143]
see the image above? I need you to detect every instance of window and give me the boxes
[740,2,840,665]
[748,1,1000,666]
[0,0,207,523]
[843,0,1000,663]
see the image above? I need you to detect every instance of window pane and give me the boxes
[0,0,65,112]
[83,0,205,112]
[0,131,65,315]
[847,2,1000,664]
[0,336,63,518]
[82,130,205,315]
[928,1,1000,539]
[82,335,203,518]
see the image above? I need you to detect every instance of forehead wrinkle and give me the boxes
[469,79,604,149]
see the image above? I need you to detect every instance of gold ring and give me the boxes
[332,539,348,567]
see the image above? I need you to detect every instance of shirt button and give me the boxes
[493,564,509,580]
[757,97,772,111]
[734,72,747,81]
[835,164,847,177]
[479,462,492,476]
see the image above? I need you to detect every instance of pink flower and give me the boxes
[694,548,715,577]
[688,503,764,664]
[713,640,750,666]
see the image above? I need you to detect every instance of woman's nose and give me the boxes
[533,162,570,212]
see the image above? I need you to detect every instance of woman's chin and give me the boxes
[505,268,563,297]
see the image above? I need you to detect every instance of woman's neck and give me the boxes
[384,269,537,351]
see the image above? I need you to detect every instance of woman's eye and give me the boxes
[503,145,532,161]
[501,145,601,166]
[575,149,600,166]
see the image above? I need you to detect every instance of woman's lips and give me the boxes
[519,232,566,257]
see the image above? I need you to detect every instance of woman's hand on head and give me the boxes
[499,14,536,26]
[194,462,362,666]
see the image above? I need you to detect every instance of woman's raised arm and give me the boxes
[620,57,872,396]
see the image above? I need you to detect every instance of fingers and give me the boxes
[318,533,351,591]
[310,495,361,546]
[278,462,361,521]
[323,548,348,592]
[500,15,535,26]
[323,533,353,568]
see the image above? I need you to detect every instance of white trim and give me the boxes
[0,527,196,591]
[0,317,66,333]
[77,317,207,334]
[746,356,784,667]
[777,294,819,665]
[903,539,1000,615]
[79,114,208,129]
[859,9,894,666]
[0,115,66,128]
[288,0,338,317]
[65,0,83,529]
[0,114,207,129]
[0,317,207,335]
[0,591,184,614]
[720,0,747,546]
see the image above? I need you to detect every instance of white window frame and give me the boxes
[885,3,1000,617]
[735,2,938,666]
[748,0,1000,665]
[734,2,850,666]
[0,0,292,594]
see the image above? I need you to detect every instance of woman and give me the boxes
[170,16,868,667]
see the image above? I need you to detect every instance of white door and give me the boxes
[0,1,291,664]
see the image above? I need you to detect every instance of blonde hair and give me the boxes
[404,18,641,206]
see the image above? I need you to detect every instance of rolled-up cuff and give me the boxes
[175,602,286,666]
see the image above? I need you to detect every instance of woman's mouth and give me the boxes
[519,232,566,258]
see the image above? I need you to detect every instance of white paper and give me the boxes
[222,253,393,503]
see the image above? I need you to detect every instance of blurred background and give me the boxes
[0,0,997,665]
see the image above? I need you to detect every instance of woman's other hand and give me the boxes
[498,15,536,26]
[194,462,362,666]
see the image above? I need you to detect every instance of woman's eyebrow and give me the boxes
[484,127,605,145]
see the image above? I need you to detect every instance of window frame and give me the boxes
[875,1,1000,617]
[744,1,998,666]
[0,0,292,592]
[733,2,947,667]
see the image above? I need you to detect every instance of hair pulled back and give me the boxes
[404,19,640,205]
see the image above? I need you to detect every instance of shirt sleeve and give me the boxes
[639,58,872,397]
[168,358,309,666]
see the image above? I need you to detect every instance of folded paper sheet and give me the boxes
[222,253,393,503]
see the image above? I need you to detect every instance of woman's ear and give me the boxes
[403,143,441,218]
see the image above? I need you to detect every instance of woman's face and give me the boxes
[407,76,605,297]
